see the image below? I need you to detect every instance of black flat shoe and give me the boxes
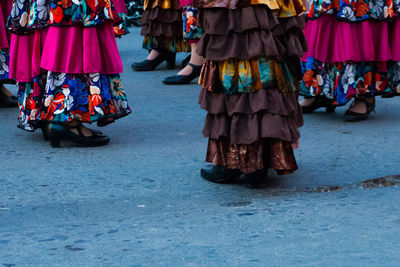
[39,121,103,141]
[131,51,176,71]
[38,121,50,141]
[47,122,110,148]
[244,169,268,189]
[162,63,202,85]
[301,96,336,114]
[0,87,18,108]
[181,54,191,68]
[344,97,375,122]
[200,166,242,184]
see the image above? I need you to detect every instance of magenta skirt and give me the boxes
[113,0,128,14]
[302,15,394,63]
[0,1,12,49]
[179,0,193,6]
[9,23,123,82]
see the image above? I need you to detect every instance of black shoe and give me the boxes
[131,51,176,71]
[301,96,336,114]
[344,96,375,122]
[244,169,268,189]
[47,122,110,148]
[0,87,18,108]
[200,166,242,184]
[38,121,50,141]
[162,63,202,85]
[39,121,103,142]
[181,54,191,68]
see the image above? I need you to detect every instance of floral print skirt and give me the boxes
[182,5,202,44]
[0,49,9,82]
[301,58,400,105]
[301,9,400,104]
[18,72,131,132]
[7,0,131,132]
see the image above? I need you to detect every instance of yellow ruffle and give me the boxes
[144,0,180,10]
[199,57,301,94]
[195,0,305,17]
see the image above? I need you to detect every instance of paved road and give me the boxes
[0,27,399,265]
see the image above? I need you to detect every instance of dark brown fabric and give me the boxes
[197,30,287,60]
[141,8,183,38]
[206,137,298,174]
[199,86,301,117]
[203,111,301,144]
[197,6,279,34]
[196,6,307,60]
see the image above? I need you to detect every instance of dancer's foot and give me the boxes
[243,169,268,189]
[0,85,18,108]
[344,96,375,122]
[200,166,242,184]
[162,63,202,85]
[131,49,176,71]
[47,121,110,148]
[300,96,336,114]
[162,44,204,85]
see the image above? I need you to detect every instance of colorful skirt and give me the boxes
[181,3,203,44]
[8,1,131,132]
[113,0,130,37]
[197,3,306,174]
[141,0,190,52]
[301,12,400,105]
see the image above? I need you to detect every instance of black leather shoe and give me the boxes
[243,169,268,189]
[39,121,103,142]
[47,122,110,148]
[131,51,176,71]
[200,166,242,184]
[162,63,202,85]
[301,96,336,114]
[181,54,191,68]
[0,87,18,108]
[344,96,375,122]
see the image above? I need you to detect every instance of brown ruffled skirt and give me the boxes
[197,6,307,60]
[141,0,190,52]
[197,3,306,174]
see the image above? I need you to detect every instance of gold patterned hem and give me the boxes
[206,137,298,174]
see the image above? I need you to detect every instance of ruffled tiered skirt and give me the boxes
[197,2,306,174]
[8,0,131,131]
[301,1,400,105]
[141,0,190,52]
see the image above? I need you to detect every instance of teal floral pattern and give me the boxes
[308,0,400,21]
[17,72,131,131]
[0,49,9,81]
[301,57,400,105]
[8,0,121,33]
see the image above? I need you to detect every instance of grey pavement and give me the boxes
[0,27,399,265]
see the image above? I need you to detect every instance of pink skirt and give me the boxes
[390,17,400,61]
[302,15,392,63]
[9,29,48,82]
[0,1,12,49]
[180,0,194,7]
[113,0,127,14]
[10,23,123,82]
[41,23,123,74]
